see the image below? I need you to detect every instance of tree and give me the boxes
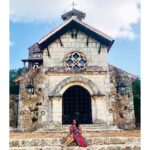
[10,67,26,94]
[132,78,141,124]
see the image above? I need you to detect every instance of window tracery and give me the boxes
[65,52,87,71]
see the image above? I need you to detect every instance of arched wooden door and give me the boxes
[62,85,92,124]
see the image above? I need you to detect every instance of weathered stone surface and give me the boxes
[10,94,19,128]
[10,137,140,146]
[109,65,136,129]
[10,137,140,150]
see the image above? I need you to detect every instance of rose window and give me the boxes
[65,52,87,71]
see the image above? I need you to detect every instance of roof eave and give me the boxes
[108,40,115,52]
[38,18,114,50]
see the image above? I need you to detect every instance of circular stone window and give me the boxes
[65,52,87,71]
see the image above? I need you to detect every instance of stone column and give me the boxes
[94,96,108,125]
[49,98,53,123]
[106,98,114,126]
[17,99,22,130]
[91,96,97,123]
[125,94,136,129]
[52,97,62,124]
[39,100,49,125]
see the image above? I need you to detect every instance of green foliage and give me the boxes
[10,67,26,94]
[132,78,141,123]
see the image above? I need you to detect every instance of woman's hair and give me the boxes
[73,119,79,128]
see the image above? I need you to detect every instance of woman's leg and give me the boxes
[63,136,74,146]
[65,138,74,146]
[63,137,70,145]
[63,132,71,145]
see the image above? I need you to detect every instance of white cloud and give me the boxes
[10,0,140,40]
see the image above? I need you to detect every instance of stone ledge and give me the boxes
[10,137,140,147]
[45,66,107,74]
[10,144,140,150]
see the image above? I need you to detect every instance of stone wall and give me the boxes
[18,71,45,131]
[10,94,19,128]
[109,65,135,129]
[43,30,108,70]
[15,55,136,130]
[16,64,136,131]
[17,68,114,130]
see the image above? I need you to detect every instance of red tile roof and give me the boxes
[14,66,42,83]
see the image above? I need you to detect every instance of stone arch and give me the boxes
[51,76,104,96]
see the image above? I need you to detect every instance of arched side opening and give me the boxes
[62,85,92,124]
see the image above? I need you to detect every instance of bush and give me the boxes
[9,67,26,94]
[132,78,141,124]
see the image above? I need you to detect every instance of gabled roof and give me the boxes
[37,16,114,51]
[28,43,41,56]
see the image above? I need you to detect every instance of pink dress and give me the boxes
[70,124,88,147]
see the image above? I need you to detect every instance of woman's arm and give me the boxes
[69,125,74,137]
[78,125,82,134]
[66,126,72,138]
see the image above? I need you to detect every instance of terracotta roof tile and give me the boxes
[14,66,42,83]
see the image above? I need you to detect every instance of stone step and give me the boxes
[10,137,140,147]
[34,125,120,133]
[10,144,141,150]
[11,125,121,133]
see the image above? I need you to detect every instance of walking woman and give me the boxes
[63,119,88,147]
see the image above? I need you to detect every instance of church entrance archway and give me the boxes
[62,85,92,124]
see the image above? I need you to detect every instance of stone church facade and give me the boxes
[12,9,136,131]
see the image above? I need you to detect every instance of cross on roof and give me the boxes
[71,1,77,9]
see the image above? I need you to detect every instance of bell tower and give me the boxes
[61,8,86,21]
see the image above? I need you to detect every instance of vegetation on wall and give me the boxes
[10,67,26,94]
[132,78,141,124]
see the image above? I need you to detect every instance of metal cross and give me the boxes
[71,1,77,9]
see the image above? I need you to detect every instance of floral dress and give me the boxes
[70,124,88,147]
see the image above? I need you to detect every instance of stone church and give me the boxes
[11,9,136,131]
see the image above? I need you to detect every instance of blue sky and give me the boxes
[108,23,140,76]
[10,0,140,76]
